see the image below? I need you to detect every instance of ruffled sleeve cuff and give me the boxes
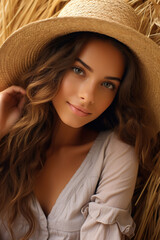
[81,202,135,238]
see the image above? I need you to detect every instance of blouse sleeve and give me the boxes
[80,132,139,239]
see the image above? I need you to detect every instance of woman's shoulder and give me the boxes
[99,130,135,151]
[97,130,138,167]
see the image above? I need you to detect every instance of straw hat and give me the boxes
[0,0,160,130]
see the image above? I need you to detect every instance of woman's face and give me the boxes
[52,38,125,128]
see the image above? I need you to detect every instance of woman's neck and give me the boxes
[51,119,84,149]
[49,118,99,151]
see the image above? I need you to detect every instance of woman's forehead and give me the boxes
[76,38,125,79]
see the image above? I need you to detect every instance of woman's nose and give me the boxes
[78,78,95,104]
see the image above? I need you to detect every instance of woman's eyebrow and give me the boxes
[105,76,121,82]
[76,58,93,72]
[75,58,121,82]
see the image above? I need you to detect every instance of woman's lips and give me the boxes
[67,102,91,117]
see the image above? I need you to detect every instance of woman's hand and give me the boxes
[0,85,26,139]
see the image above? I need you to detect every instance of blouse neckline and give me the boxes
[34,131,105,219]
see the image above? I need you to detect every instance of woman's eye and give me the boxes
[102,82,116,90]
[72,67,84,76]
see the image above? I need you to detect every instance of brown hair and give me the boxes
[0,32,159,239]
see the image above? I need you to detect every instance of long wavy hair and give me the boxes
[0,31,159,240]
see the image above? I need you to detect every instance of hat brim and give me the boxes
[0,17,160,130]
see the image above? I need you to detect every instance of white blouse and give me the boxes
[0,131,138,240]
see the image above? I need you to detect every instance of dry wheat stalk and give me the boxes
[0,0,69,45]
[128,0,160,44]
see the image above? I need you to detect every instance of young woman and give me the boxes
[0,1,159,240]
